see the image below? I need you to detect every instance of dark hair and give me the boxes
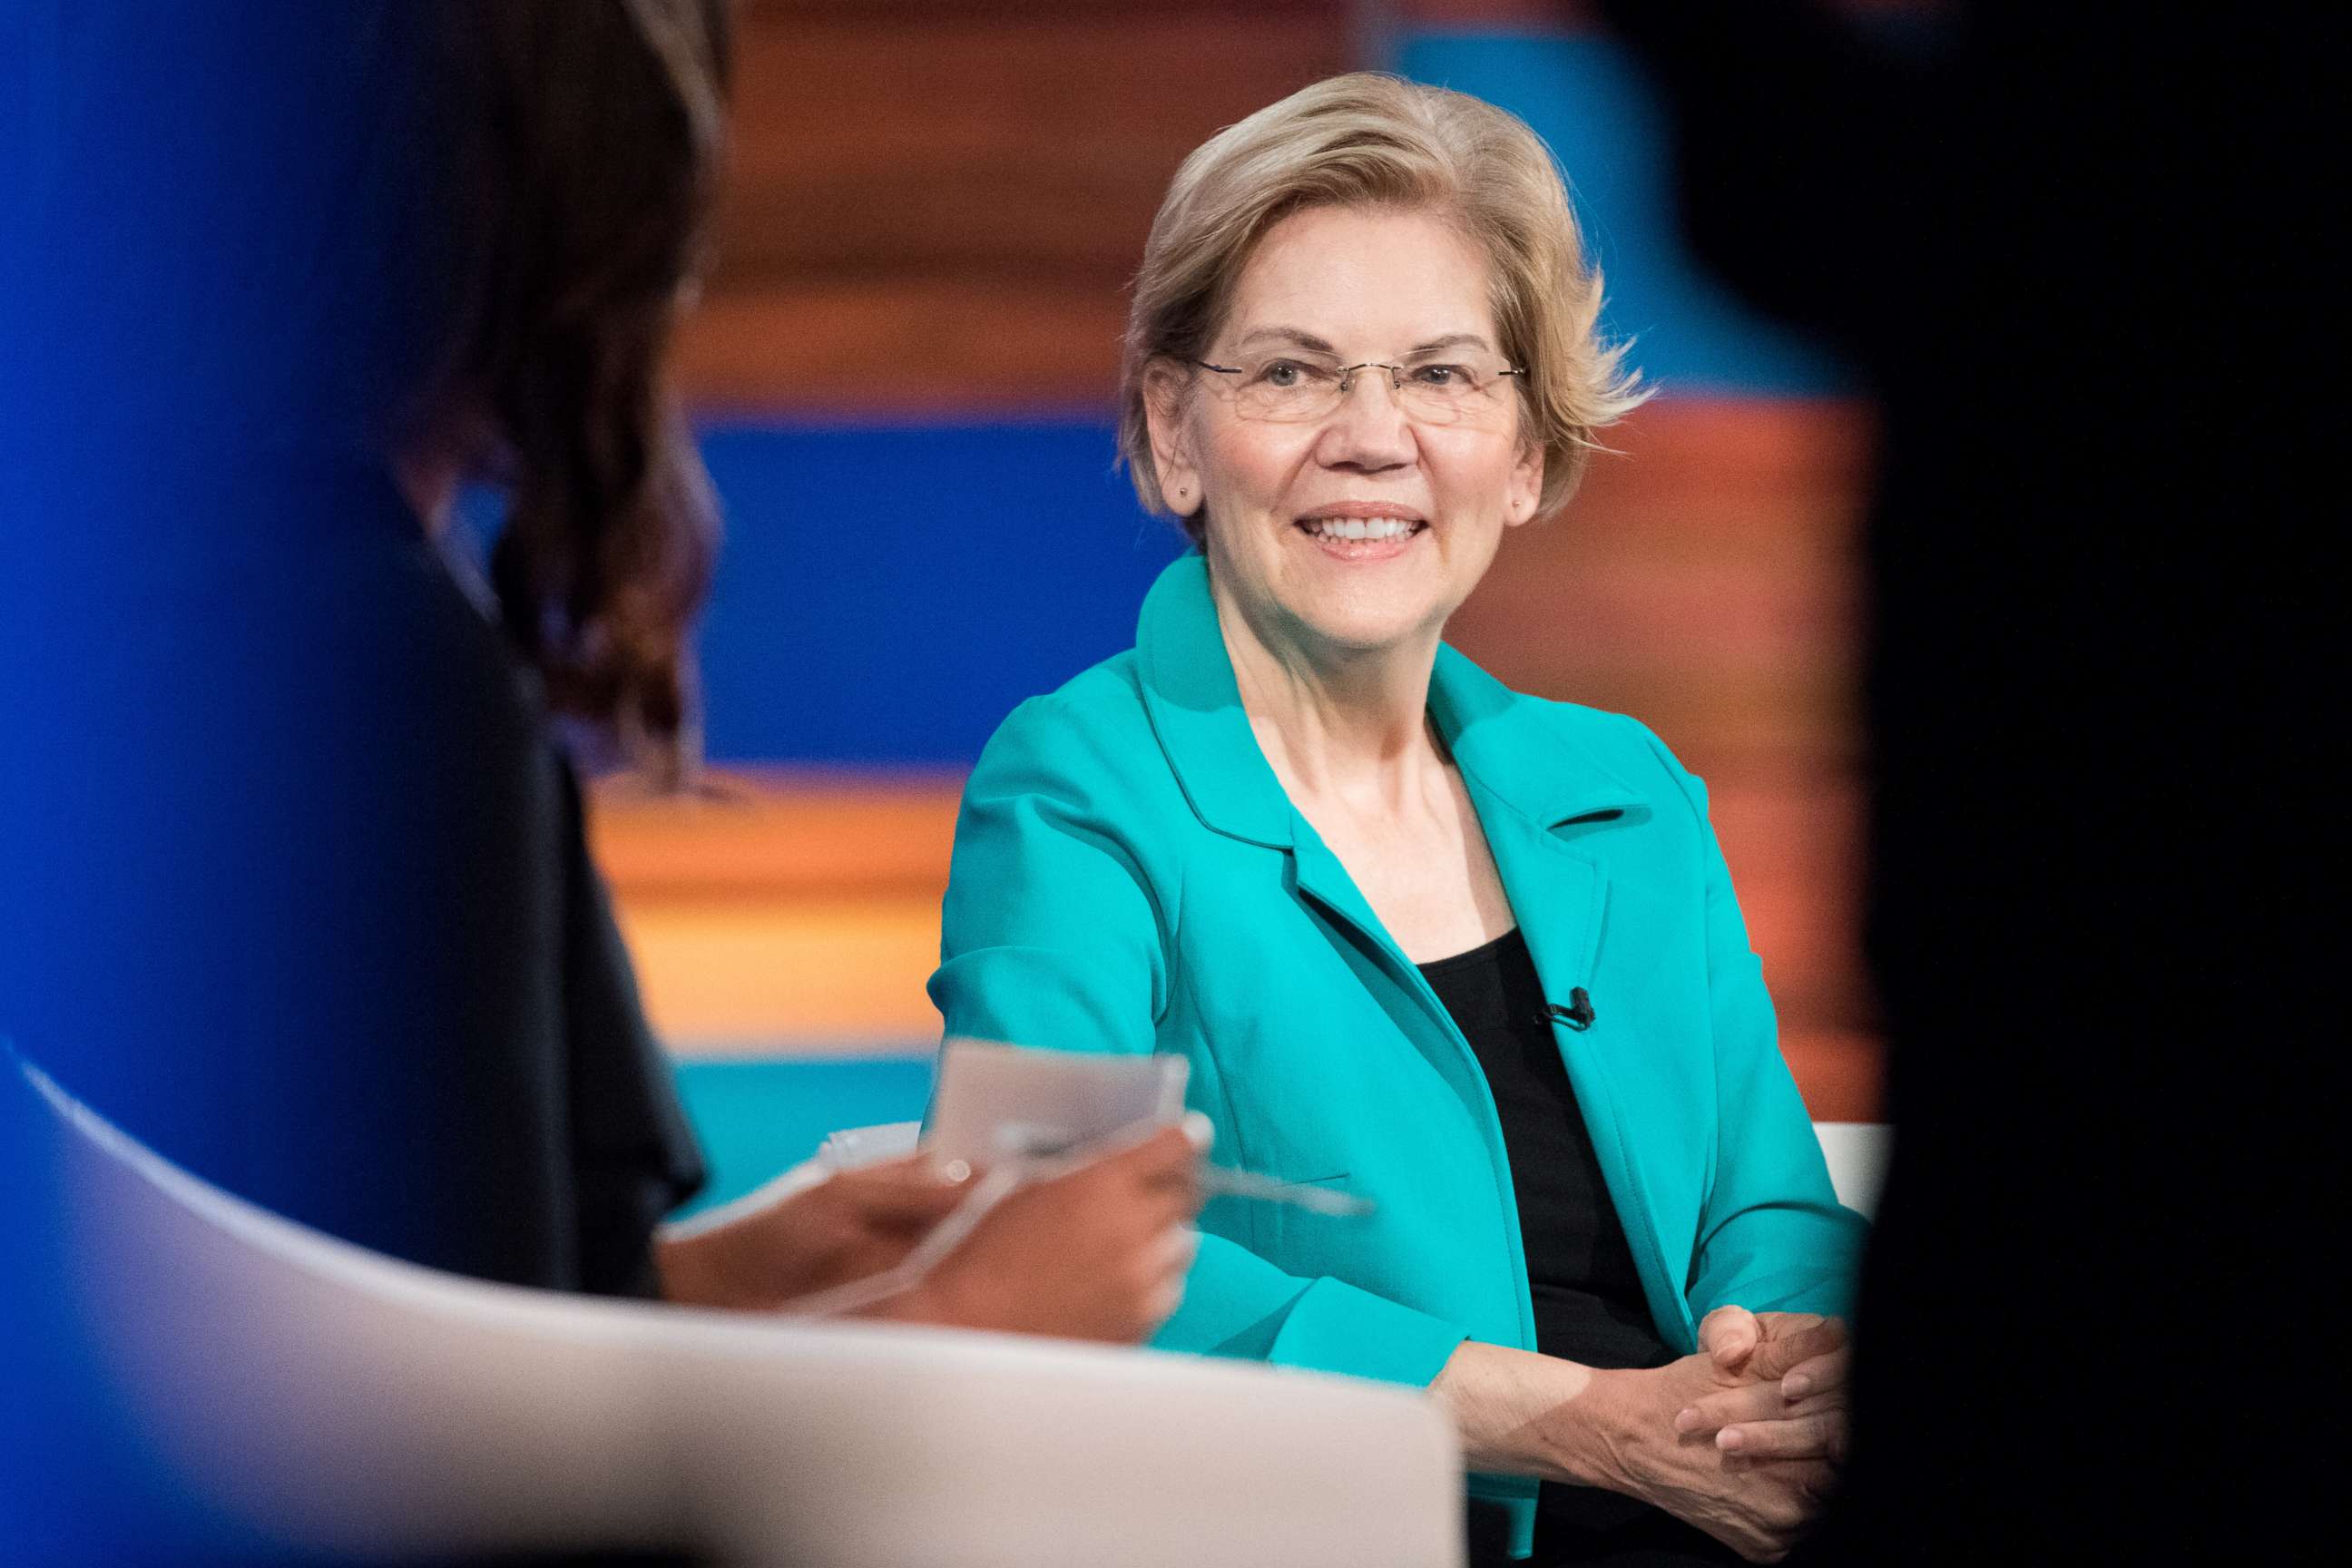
[414,0,732,784]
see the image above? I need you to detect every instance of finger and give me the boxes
[1680,1385,1841,1437]
[1698,1305,1760,1370]
[1032,1131,1201,1225]
[837,1171,964,1212]
[1180,1109,1215,1152]
[828,1169,969,1226]
[1779,1345,1852,1403]
[1675,1380,1796,1436]
[1759,1312,1843,1350]
[1142,1273,1184,1333]
[1109,1127,1206,1204]
[1750,1322,1847,1382]
[831,1152,931,1177]
[1152,1224,1200,1279]
[1717,1412,1848,1464]
[1112,1228,1198,1343]
[1032,1123,1184,1188]
[1091,1122,1200,1179]
[1683,1391,1844,1438]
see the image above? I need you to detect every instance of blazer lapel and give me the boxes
[1133,558,1488,1095]
[1479,807,1608,1013]
[1427,643,1648,1010]
[1289,828,1475,1056]
[1133,554,1292,851]
[1430,651,1696,1344]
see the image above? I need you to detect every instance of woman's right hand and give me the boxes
[887,1123,1204,1344]
[1563,1354,1838,1563]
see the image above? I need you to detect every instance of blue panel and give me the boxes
[671,1054,937,1217]
[695,421,1184,766]
[1398,30,1850,397]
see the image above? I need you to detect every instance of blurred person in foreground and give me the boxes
[929,74,1866,1564]
[0,0,1196,1397]
[1597,2,2336,1561]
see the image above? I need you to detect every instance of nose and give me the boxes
[1316,366,1416,474]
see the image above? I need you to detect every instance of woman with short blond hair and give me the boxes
[1120,72,1639,534]
[936,74,1867,1563]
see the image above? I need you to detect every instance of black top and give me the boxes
[1421,930,1734,1566]
[0,464,705,1299]
[1416,929,1669,1372]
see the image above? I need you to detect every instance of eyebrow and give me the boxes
[1225,327,1495,357]
[1407,333,1494,356]
[1229,327,1339,355]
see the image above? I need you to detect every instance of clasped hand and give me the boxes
[1568,1308,1849,1563]
[1681,1305,1851,1464]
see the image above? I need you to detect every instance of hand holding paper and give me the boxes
[928,1040,1373,1218]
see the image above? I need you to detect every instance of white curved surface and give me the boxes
[1813,1122,1892,1219]
[20,1057,1463,1566]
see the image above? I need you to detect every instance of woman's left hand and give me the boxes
[1673,1306,1853,1462]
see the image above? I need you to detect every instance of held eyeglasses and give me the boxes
[1188,351,1524,426]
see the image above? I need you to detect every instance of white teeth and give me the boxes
[1307,517,1416,541]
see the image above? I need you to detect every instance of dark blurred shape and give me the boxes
[1,0,721,1292]
[5,6,456,1551]
[1602,2,2329,1558]
[2,2,729,1555]
[426,1,730,782]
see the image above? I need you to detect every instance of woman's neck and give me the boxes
[1210,573,1447,811]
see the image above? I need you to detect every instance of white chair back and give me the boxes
[15,1054,1465,1566]
[1814,1121,1893,1218]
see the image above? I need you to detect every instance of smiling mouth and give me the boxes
[1295,516,1426,544]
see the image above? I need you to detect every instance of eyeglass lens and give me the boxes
[1215,355,1514,424]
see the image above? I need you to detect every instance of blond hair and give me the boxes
[1121,73,1645,535]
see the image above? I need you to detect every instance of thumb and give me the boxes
[829,1162,970,1226]
[1088,1122,1200,1181]
[1751,1318,1845,1382]
[1699,1305,1760,1371]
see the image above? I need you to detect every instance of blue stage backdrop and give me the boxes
[671,1056,937,1216]
[693,421,1186,767]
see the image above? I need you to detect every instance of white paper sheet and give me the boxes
[924,1039,1189,1164]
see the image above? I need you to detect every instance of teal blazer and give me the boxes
[932,555,1867,1544]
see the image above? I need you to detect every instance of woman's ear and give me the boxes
[1504,439,1544,528]
[1143,361,1203,517]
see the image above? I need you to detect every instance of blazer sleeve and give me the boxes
[1636,723,1870,1322]
[930,695,1471,1387]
